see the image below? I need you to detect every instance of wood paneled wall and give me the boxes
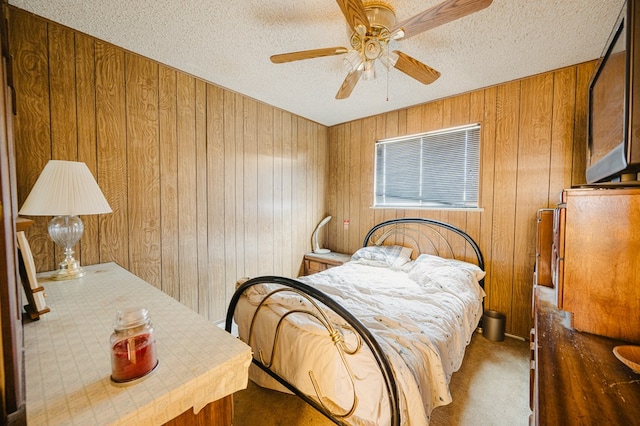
[8,8,328,321]
[326,63,594,338]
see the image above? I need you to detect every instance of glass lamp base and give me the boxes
[51,269,85,280]
[51,258,85,280]
[48,215,85,281]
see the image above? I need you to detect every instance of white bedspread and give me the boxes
[235,256,485,425]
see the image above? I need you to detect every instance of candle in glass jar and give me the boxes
[110,307,158,383]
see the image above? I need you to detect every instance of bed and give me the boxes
[225,218,486,426]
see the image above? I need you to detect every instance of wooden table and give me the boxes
[23,263,251,425]
[532,286,640,425]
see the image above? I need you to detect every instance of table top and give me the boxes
[535,286,640,424]
[304,251,352,263]
[24,262,252,425]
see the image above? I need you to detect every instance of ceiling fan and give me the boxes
[270,0,493,99]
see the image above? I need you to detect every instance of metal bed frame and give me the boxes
[225,217,485,426]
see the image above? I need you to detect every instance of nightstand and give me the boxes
[303,251,351,275]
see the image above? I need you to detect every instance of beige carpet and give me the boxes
[232,330,531,425]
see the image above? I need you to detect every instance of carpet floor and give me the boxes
[232,330,531,425]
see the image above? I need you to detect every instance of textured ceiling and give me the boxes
[9,0,625,126]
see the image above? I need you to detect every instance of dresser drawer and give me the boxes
[305,259,328,274]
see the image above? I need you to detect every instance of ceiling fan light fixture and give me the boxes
[380,50,399,69]
[343,50,363,72]
[362,61,376,81]
[362,68,376,81]
[390,28,405,40]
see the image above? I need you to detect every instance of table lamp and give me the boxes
[18,160,112,280]
[312,216,332,254]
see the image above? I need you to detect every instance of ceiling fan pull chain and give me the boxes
[386,48,390,101]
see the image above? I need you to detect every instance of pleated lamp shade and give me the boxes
[19,160,112,216]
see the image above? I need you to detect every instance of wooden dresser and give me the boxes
[531,286,640,425]
[551,187,640,342]
[532,187,640,424]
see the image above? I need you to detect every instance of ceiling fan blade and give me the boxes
[335,68,362,99]
[335,0,370,33]
[270,47,349,64]
[391,0,492,40]
[392,51,441,85]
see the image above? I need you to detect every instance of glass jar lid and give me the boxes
[113,306,150,331]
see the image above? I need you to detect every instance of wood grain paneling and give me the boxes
[176,71,198,311]
[359,116,376,241]
[512,73,553,334]
[9,10,51,272]
[280,111,294,274]
[125,53,161,287]
[75,33,100,268]
[222,90,238,300]
[158,66,179,299]
[303,120,313,247]
[233,92,246,282]
[549,67,577,202]
[490,81,520,327]
[49,25,77,162]
[327,66,590,338]
[242,97,258,278]
[10,8,328,321]
[95,41,128,268]
[476,87,497,302]
[348,120,361,251]
[257,101,274,274]
[293,116,308,275]
[272,108,283,273]
[207,84,226,320]
[195,79,209,317]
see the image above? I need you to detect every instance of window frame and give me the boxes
[372,123,482,211]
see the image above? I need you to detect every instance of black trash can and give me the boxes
[482,310,506,342]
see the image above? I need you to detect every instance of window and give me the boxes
[374,123,481,209]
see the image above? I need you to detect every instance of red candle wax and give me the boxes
[111,333,157,382]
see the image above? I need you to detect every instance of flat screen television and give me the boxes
[586,0,640,184]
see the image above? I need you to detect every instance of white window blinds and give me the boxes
[374,123,481,209]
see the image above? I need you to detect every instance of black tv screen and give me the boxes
[587,0,640,184]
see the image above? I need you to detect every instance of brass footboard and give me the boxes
[225,275,401,426]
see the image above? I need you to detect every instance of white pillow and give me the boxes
[447,258,486,281]
[350,245,413,268]
[413,253,486,281]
